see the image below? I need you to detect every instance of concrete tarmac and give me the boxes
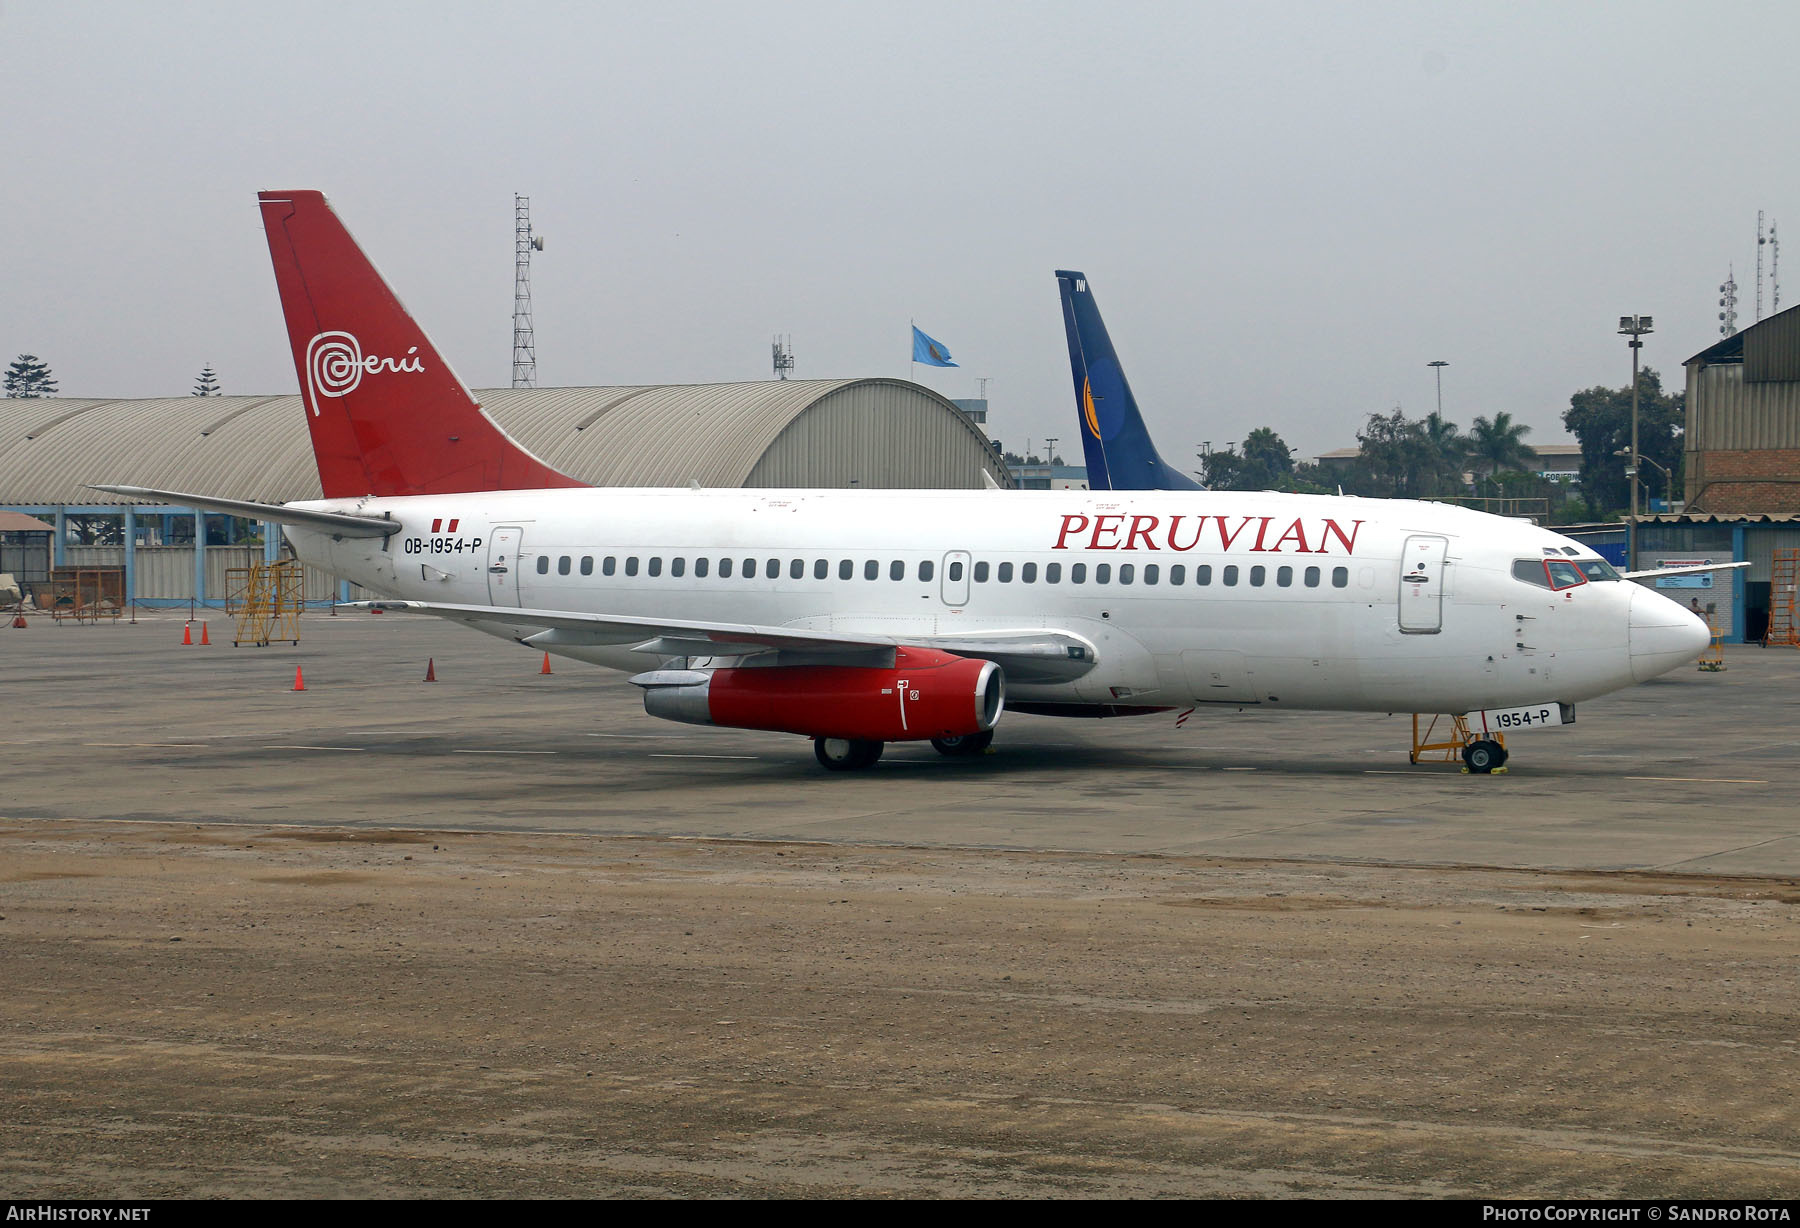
[3,611,1798,873]
[3,612,1799,1197]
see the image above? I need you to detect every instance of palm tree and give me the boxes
[1420,412,1469,495]
[1468,412,1537,494]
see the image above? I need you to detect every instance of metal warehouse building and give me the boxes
[0,378,1010,607]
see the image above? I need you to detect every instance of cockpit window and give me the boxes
[1514,558,1593,590]
[1512,559,1551,589]
[1545,560,1587,590]
[1574,558,1621,581]
[1561,547,1581,556]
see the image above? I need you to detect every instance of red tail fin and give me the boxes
[258,190,582,498]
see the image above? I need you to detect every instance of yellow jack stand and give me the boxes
[1410,713,1506,770]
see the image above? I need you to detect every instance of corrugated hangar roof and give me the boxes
[0,378,1013,505]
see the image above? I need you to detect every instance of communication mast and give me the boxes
[772,334,795,380]
[512,195,544,388]
[1719,266,1738,337]
[1771,220,1781,314]
[1756,211,1768,322]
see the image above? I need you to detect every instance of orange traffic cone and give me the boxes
[11,613,25,629]
[540,652,553,675]
[200,621,210,646]
[182,622,192,645]
[292,665,306,691]
[424,658,436,682]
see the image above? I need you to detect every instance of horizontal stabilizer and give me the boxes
[90,484,398,538]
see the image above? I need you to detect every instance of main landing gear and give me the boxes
[930,730,994,757]
[813,730,996,770]
[813,737,884,771]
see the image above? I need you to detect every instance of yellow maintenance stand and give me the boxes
[1410,714,1507,773]
[225,560,303,646]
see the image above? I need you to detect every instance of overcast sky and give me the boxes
[3,1,1795,467]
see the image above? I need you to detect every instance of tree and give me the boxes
[193,364,220,396]
[1562,367,1683,516]
[1203,428,1302,491]
[1349,408,1432,498]
[4,354,57,398]
[1467,411,1538,494]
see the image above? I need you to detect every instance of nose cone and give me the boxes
[1629,585,1713,681]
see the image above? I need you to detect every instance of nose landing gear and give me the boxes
[1461,738,1508,774]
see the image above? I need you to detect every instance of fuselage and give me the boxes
[288,486,1708,716]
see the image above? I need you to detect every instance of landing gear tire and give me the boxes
[930,729,995,757]
[1463,739,1507,774]
[814,737,884,771]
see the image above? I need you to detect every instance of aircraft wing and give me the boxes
[1618,561,1751,581]
[356,600,1098,682]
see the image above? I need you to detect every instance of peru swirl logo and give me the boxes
[303,331,424,417]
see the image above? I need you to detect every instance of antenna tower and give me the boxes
[772,334,795,380]
[1719,266,1738,337]
[1771,220,1780,314]
[512,195,544,388]
[1756,211,1767,322]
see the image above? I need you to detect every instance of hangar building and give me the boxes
[0,379,1010,608]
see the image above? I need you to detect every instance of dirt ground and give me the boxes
[2,819,1796,1198]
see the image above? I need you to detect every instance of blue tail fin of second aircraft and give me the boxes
[1056,270,1201,491]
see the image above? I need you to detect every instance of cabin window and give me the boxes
[625,556,639,577]
[558,555,571,576]
[1223,565,1239,586]
[1277,565,1293,587]
[949,560,964,581]
[974,561,989,583]
[670,558,685,578]
[998,561,1013,583]
[765,558,780,579]
[1250,565,1265,587]
[1168,564,1184,585]
[1118,563,1134,585]
[1332,566,1349,588]
[789,558,804,580]
[1143,564,1159,585]
[648,557,662,577]
[718,557,732,578]
[580,556,593,576]
[839,559,853,580]
[603,556,617,576]
[1022,562,1037,583]
[1095,563,1111,584]
[694,557,709,578]
[814,558,829,580]
[865,560,880,580]
[536,556,550,575]
[891,560,905,581]
[1071,563,1086,584]
[743,558,757,579]
[920,560,935,581]
[1046,562,1062,583]
[1196,564,1212,586]
[1304,565,1320,587]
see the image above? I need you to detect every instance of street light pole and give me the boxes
[1428,360,1448,418]
[1617,316,1654,570]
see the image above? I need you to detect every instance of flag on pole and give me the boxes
[911,326,958,368]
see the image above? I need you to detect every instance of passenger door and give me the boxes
[1398,535,1448,634]
[487,526,524,606]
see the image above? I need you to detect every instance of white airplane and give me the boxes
[101,190,1712,773]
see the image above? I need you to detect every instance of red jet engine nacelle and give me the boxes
[636,647,1004,743]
